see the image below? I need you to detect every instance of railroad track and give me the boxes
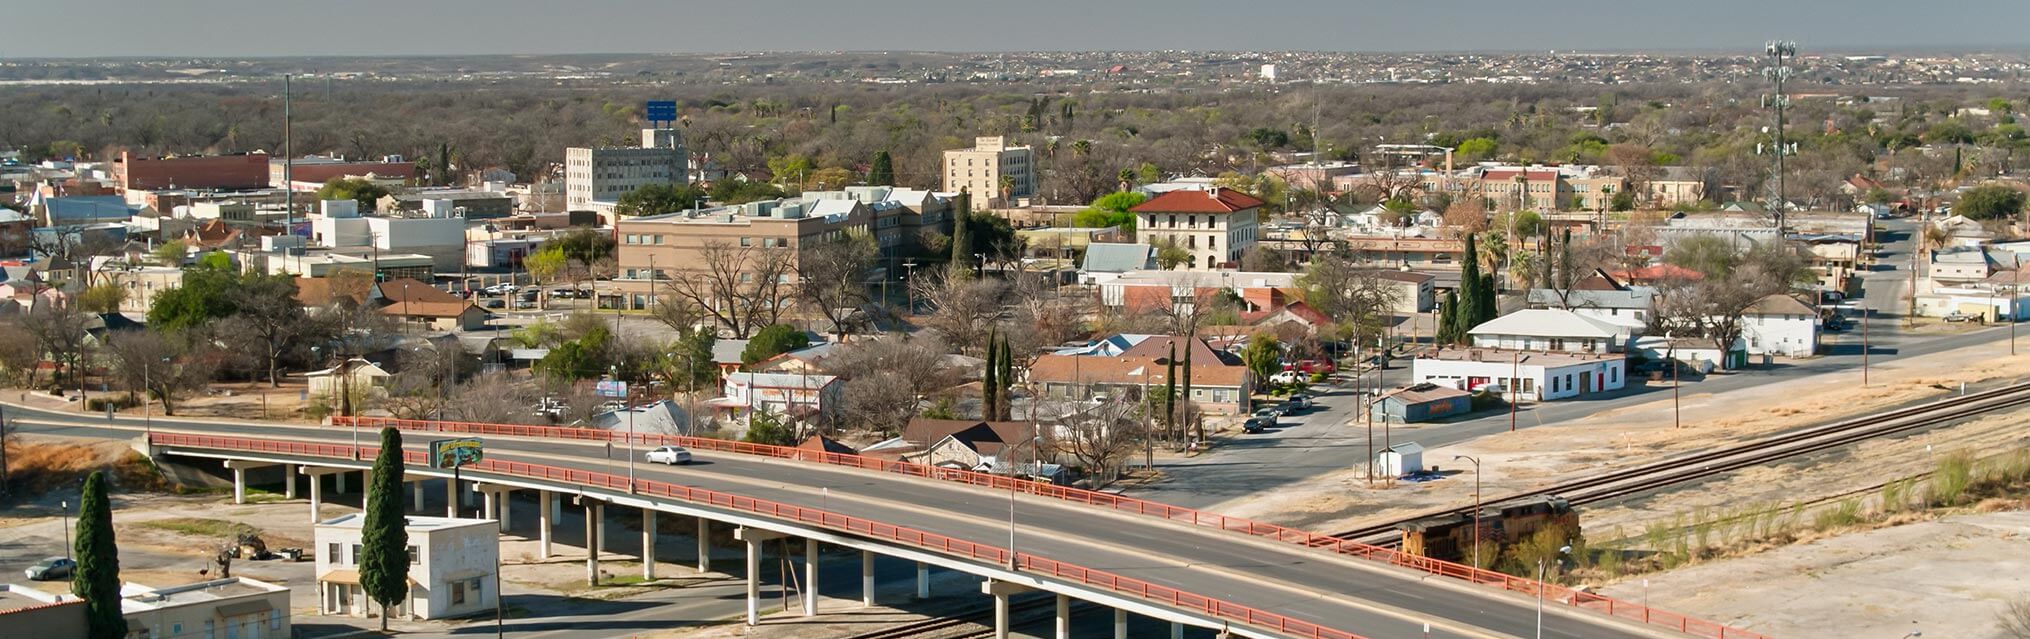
[1331,381,2030,543]
[842,596,1067,639]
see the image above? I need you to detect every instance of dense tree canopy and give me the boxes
[615,182,709,217]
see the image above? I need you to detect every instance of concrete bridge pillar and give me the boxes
[474,484,514,531]
[1115,608,1128,639]
[575,496,605,586]
[537,490,554,560]
[335,470,347,494]
[1055,594,1070,639]
[735,527,785,626]
[916,562,929,599]
[298,466,347,523]
[1171,621,1184,639]
[802,539,818,616]
[222,460,274,505]
[696,518,712,573]
[411,480,424,513]
[981,580,1034,639]
[861,550,875,607]
[282,464,295,499]
[444,474,457,518]
[641,509,657,581]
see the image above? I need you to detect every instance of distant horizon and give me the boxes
[9,0,2024,58]
[12,44,2030,62]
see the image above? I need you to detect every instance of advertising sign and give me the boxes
[645,100,677,123]
[430,438,484,469]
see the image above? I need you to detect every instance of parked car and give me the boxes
[1294,359,1337,375]
[23,557,74,581]
[645,445,693,465]
[1251,407,1283,424]
[482,299,505,309]
[1242,417,1273,433]
[1285,394,1313,411]
[1269,371,1301,385]
[1945,311,1978,323]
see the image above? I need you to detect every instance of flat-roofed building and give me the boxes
[610,196,872,311]
[316,514,499,621]
[941,136,1034,210]
[566,128,688,223]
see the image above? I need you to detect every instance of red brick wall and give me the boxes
[116,152,269,191]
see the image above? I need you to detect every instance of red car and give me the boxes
[1294,359,1337,375]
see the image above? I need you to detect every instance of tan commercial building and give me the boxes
[1,577,292,639]
[942,136,1034,210]
[610,197,872,310]
[567,128,689,224]
[1130,187,1264,270]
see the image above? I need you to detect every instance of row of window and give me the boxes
[622,233,665,245]
[327,542,420,565]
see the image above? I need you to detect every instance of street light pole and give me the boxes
[1453,455,1482,569]
[1536,545,1571,639]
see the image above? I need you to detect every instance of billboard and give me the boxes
[645,100,677,123]
[429,438,484,469]
[595,379,629,398]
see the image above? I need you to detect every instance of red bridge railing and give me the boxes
[152,431,1367,639]
[324,417,1769,639]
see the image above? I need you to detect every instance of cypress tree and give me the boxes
[1459,233,1483,331]
[994,336,1014,421]
[359,427,410,630]
[73,471,125,639]
[1475,273,1499,328]
[1438,289,1461,345]
[1162,343,1178,437]
[1182,336,1198,443]
[981,328,999,420]
[869,151,895,187]
[951,190,972,276]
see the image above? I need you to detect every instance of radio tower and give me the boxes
[1762,41,1798,234]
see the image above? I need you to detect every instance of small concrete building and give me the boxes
[0,583,85,637]
[1412,348,1628,402]
[123,577,293,639]
[316,514,499,621]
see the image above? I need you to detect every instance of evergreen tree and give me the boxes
[951,190,972,276]
[1162,343,1177,437]
[1438,290,1461,345]
[1182,336,1198,442]
[995,337,1014,421]
[358,427,411,630]
[868,151,895,187]
[73,471,126,639]
[981,328,999,420]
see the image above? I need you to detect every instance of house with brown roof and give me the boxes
[1026,335,1253,415]
[1130,187,1263,270]
[293,277,488,331]
[1739,294,1819,357]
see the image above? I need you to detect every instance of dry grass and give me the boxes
[2,441,175,496]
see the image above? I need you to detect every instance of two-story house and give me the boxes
[1130,187,1263,270]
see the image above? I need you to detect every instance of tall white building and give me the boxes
[1128,187,1264,270]
[566,128,689,224]
[941,136,1034,211]
[316,514,499,621]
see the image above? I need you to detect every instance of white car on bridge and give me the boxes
[645,445,693,465]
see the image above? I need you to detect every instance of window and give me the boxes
[350,544,361,564]
[739,237,752,247]
[408,546,420,565]
[469,578,484,599]
[328,543,342,563]
[269,610,282,630]
[452,581,467,605]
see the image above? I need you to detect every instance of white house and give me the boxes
[1526,287,1655,327]
[713,372,845,422]
[315,514,499,621]
[1469,309,1637,353]
[1738,294,1820,357]
[1412,348,1628,401]
[305,359,391,404]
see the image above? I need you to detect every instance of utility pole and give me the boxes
[1762,41,1797,234]
[284,74,296,274]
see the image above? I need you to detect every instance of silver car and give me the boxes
[24,556,74,581]
[645,445,693,465]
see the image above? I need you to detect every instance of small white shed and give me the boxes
[1376,442,1426,477]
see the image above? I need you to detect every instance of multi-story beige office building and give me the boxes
[610,197,871,310]
[942,136,1034,210]
[1130,187,1263,270]
[566,128,688,224]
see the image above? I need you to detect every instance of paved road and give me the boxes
[10,406,1654,639]
[1128,219,2023,512]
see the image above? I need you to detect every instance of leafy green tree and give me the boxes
[524,246,567,306]
[196,251,234,271]
[1958,184,2027,220]
[359,427,410,631]
[1156,239,1192,270]
[1456,137,1498,161]
[950,191,971,274]
[147,268,241,332]
[742,410,797,446]
[315,177,391,210]
[73,471,127,639]
[1242,333,1281,382]
[1665,233,1740,278]
[767,154,815,185]
[1458,233,1485,332]
[741,324,809,365]
[868,151,895,186]
[1071,191,1146,231]
[710,180,787,205]
[1162,343,1177,434]
[554,228,616,264]
[77,283,126,314]
[1437,289,1462,345]
[1609,189,1636,212]
[153,239,189,265]
[666,329,718,387]
[615,183,709,217]
[536,326,613,381]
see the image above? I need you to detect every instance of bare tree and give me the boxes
[660,241,795,339]
[1354,170,1425,204]
[101,330,216,416]
[1048,394,1145,486]
[910,267,1005,354]
[839,370,922,437]
[23,302,90,393]
[381,344,465,420]
[0,321,39,386]
[1297,252,1406,343]
[1651,241,1809,354]
[794,237,877,340]
[1538,232,1621,309]
[442,373,546,425]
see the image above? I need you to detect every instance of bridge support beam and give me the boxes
[735,527,785,626]
[1172,621,1184,639]
[575,496,605,586]
[696,518,711,573]
[223,460,274,505]
[1115,608,1128,639]
[537,490,553,560]
[299,466,347,523]
[915,562,929,599]
[475,484,514,532]
[981,580,1034,639]
[861,550,875,607]
[802,539,818,616]
[411,480,424,513]
[1055,594,1070,639]
[444,474,457,518]
[335,470,346,494]
[282,464,295,499]
[641,509,657,581]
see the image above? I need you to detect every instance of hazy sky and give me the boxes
[13,0,2028,57]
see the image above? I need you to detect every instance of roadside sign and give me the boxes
[429,438,484,469]
[645,100,677,123]
[595,380,629,398]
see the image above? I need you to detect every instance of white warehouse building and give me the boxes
[1411,348,1627,402]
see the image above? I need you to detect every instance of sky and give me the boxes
[12,0,2028,58]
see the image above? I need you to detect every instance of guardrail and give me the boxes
[152,431,1366,639]
[326,416,1768,639]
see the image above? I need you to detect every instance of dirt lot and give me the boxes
[1213,338,2030,536]
[1596,510,2030,638]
